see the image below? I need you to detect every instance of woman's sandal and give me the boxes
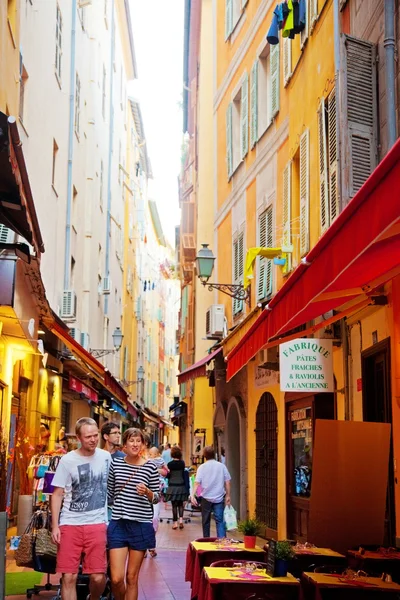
[172,524,178,530]
[149,549,157,558]
[179,523,184,529]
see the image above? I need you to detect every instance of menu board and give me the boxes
[266,539,276,577]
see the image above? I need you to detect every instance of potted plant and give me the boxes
[275,540,295,577]
[237,517,265,549]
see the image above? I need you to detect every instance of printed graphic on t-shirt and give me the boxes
[70,460,108,512]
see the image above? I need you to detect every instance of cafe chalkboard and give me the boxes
[266,539,276,577]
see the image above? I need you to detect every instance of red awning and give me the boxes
[226,137,400,381]
[178,347,222,384]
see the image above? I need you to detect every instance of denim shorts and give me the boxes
[107,519,156,551]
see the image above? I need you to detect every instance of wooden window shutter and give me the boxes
[270,43,280,118]
[233,234,244,314]
[328,86,340,223]
[342,34,377,198]
[250,61,258,149]
[283,37,292,86]
[225,0,233,40]
[282,161,292,274]
[226,102,233,179]
[300,0,309,48]
[241,73,249,159]
[318,99,329,234]
[310,0,318,26]
[299,129,310,256]
[256,211,267,301]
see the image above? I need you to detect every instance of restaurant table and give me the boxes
[301,571,400,599]
[347,549,400,581]
[198,566,300,600]
[290,547,346,578]
[185,540,265,599]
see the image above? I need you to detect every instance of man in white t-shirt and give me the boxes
[191,446,231,538]
[51,418,110,600]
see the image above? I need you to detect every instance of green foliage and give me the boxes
[276,540,295,560]
[237,516,265,537]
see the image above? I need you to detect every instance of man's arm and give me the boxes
[224,480,231,506]
[51,487,64,544]
[191,481,199,506]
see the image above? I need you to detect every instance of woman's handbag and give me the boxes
[15,513,39,568]
[34,456,50,479]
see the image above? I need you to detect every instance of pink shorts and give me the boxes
[57,524,107,574]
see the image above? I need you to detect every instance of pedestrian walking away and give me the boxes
[164,446,189,530]
[191,445,231,538]
[107,428,160,600]
[162,443,172,464]
[51,417,110,600]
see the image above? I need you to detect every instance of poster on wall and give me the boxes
[279,338,334,392]
[193,434,205,456]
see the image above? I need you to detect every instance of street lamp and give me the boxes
[195,243,250,305]
[90,327,124,358]
[122,365,145,387]
[165,385,171,397]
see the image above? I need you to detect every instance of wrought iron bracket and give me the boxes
[90,348,116,358]
[201,281,251,305]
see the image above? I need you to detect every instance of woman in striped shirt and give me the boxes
[107,428,159,600]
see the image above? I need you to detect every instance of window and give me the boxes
[282,161,292,275]
[283,38,292,86]
[225,0,248,40]
[19,60,28,123]
[123,347,128,381]
[250,44,279,147]
[74,72,81,136]
[299,130,310,256]
[78,5,85,30]
[300,0,309,48]
[52,139,59,191]
[257,207,273,301]
[226,74,248,178]
[319,88,339,234]
[233,233,244,315]
[55,5,62,82]
[102,65,106,119]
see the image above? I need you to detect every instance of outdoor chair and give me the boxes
[313,565,345,574]
[210,559,268,569]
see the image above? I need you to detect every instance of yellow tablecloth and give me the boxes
[297,547,344,558]
[304,572,400,591]
[204,567,299,585]
[191,541,263,553]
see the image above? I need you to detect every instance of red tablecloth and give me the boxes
[185,542,265,599]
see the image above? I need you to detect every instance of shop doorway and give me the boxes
[362,338,396,546]
[226,398,246,518]
[255,393,278,538]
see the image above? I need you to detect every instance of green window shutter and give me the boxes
[256,211,267,301]
[240,73,249,159]
[226,103,233,179]
[299,129,310,256]
[270,44,280,119]
[327,86,340,223]
[282,161,292,274]
[283,37,292,86]
[233,234,244,314]
[318,99,329,234]
[225,0,233,40]
[265,206,273,297]
[342,35,377,199]
[250,61,258,149]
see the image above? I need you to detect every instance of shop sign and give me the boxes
[69,375,99,403]
[254,364,279,388]
[279,339,334,392]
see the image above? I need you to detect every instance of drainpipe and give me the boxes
[384,0,397,149]
[340,319,351,420]
[104,0,115,316]
[64,0,77,290]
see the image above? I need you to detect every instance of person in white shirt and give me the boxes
[161,443,172,464]
[191,446,231,538]
[51,418,110,600]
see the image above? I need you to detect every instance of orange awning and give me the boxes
[226,137,400,381]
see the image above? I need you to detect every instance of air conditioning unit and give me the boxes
[69,327,81,341]
[0,224,14,244]
[259,347,279,371]
[61,290,77,319]
[102,277,111,294]
[206,304,225,340]
[80,332,90,350]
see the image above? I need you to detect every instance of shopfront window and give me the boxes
[290,406,313,497]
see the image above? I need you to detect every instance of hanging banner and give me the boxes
[279,339,334,392]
